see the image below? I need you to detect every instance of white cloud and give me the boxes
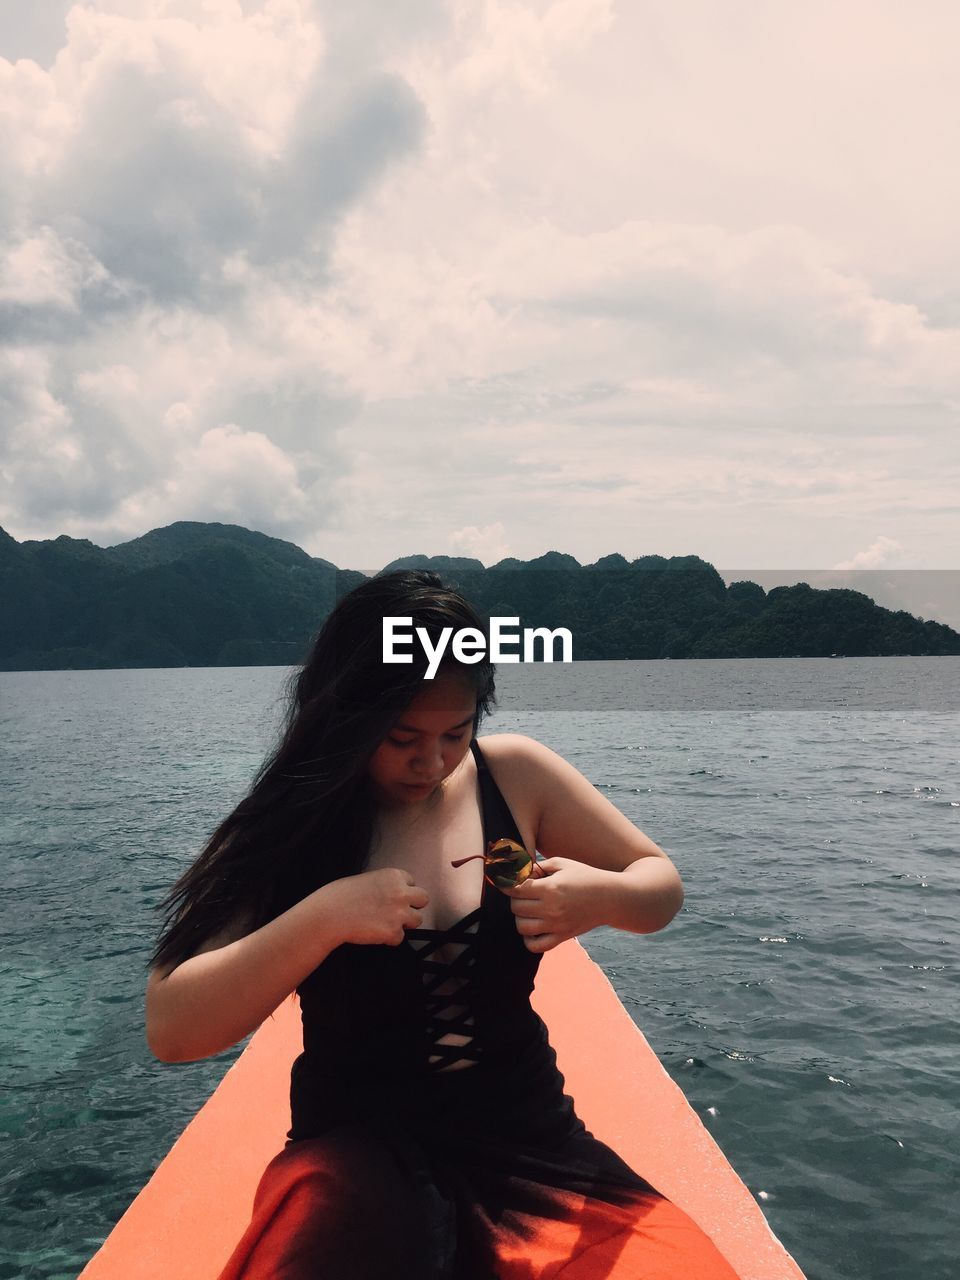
[0,226,114,308]
[448,520,510,563]
[833,537,907,571]
[0,0,425,545]
[1,0,958,575]
[158,421,316,530]
[451,0,615,98]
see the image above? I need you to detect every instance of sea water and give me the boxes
[0,659,957,1280]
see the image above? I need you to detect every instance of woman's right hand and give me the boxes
[147,869,428,1063]
[324,868,430,947]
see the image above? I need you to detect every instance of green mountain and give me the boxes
[382,553,486,573]
[0,522,363,670]
[0,523,957,670]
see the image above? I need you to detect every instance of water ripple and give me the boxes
[2,663,959,1280]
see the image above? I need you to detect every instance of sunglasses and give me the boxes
[450,837,544,889]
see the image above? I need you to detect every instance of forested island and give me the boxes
[1,521,957,671]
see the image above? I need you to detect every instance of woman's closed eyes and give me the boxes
[387,731,469,748]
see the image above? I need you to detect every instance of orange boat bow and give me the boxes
[80,941,805,1279]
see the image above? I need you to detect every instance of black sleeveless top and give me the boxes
[288,740,581,1146]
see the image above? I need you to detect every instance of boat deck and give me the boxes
[80,940,805,1278]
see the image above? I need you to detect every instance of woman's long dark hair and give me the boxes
[149,570,496,972]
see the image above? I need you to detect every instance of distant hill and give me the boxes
[100,521,338,573]
[0,522,364,670]
[421,555,960,660]
[381,553,486,573]
[0,522,957,670]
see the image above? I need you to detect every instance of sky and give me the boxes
[1,1,959,608]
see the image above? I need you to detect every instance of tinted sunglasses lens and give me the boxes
[486,838,534,888]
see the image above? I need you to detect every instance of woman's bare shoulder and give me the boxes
[474,732,544,763]
[480,732,673,873]
[473,733,565,811]
[474,733,567,782]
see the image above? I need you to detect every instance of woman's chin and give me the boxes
[401,781,440,798]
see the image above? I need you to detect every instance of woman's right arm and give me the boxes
[145,868,429,1063]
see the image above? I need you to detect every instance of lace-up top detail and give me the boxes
[291,739,545,1138]
[405,906,483,1071]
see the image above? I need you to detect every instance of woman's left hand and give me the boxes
[503,858,611,953]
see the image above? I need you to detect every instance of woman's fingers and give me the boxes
[504,877,545,901]
[522,931,559,953]
[513,913,546,933]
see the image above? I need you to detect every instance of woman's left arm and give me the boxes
[499,736,685,950]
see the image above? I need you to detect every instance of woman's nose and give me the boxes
[412,743,444,776]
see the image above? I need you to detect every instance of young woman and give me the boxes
[146,570,738,1279]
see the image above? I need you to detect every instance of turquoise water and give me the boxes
[1,660,958,1279]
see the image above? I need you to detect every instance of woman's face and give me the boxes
[367,669,478,809]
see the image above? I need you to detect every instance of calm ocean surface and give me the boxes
[1,658,958,1280]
